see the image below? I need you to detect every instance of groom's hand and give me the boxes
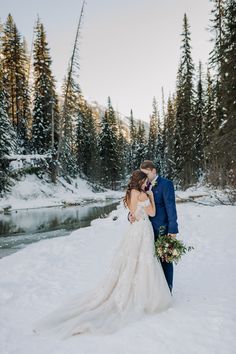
[128,212,136,224]
[168,233,176,239]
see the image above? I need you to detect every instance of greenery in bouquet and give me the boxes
[154,227,194,265]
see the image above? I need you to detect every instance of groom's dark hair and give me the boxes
[140,160,157,170]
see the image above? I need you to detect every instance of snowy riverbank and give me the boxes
[0,174,123,211]
[0,201,235,354]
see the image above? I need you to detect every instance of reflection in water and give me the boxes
[0,200,120,259]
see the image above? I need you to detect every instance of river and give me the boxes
[0,200,120,259]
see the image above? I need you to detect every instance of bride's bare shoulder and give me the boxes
[130,189,141,198]
[139,191,148,201]
[130,190,147,201]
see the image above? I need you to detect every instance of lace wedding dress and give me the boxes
[33,199,172,339]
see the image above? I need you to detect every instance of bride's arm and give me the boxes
[144,191,156,217]
[129,190,140,215]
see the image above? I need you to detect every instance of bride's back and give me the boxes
[129,190,150,220]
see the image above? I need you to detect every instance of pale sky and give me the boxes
[1,0,213,122]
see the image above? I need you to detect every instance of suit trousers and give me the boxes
[154,226,174,293]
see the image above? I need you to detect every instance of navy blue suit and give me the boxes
[150,176,179,293]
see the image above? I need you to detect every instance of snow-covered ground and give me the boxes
[0,174,123,211]
[0,201,235,354]
[175,185,235,206]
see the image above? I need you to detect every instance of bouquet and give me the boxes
[154,230,194,265]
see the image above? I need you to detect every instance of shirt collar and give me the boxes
[151,175,159,185]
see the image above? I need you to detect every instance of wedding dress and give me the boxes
[33,199,172,339]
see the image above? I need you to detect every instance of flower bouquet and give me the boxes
[154,230,194,265]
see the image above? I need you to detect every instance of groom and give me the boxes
[129,160,179,294]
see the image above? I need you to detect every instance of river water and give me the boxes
[0,200,120,259]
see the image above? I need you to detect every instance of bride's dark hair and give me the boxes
[123,170,147,208]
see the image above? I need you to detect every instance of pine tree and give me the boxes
[134,121,147,169]
[0,64,16,194]
[117,117,129,182]
[214,0,236,186]
[128,109,138,172]
[220,0,236,129]
[77,97,87,176]
[107,96,118,137]
[163,95,176,178]
[32,19,59,154]
[159,87,166,174]
[147,97,158,161]
[173,14,195,188]
[209,0,226,67]
[209,0,226,129]
[202,68,216,167]
[61,75,79,151]
[0,20,4,61]
[2,14,31,152]
[56,2,86,178]
[99,97,119,188]
[77,96,98,180]
[56,73,79,177]
[194,61,205,179]
[156,104,164,173]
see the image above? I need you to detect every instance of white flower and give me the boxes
[151,180,157,187]
[172,249,178,256]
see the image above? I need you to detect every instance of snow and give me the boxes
[5,154,50,160]
[0,201,235,354]
[1,171,232,213]
[219,119,227,129]
[175,185,235,205]
[0,174,123,211]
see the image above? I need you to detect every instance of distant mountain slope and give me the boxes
[89,100,149,139]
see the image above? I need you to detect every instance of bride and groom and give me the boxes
[34,160,179,338]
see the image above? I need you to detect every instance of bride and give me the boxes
[33,170,172,339]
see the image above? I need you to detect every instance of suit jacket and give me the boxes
[149,176,179,234]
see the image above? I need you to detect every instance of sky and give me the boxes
[1,0,213,122]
